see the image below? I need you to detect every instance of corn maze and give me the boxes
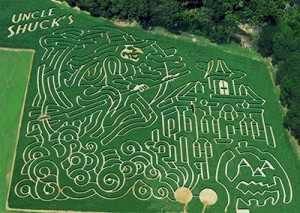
[8,26,294,213]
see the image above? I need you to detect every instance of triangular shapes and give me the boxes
[262,161,275,170]
[239,158,251,167]
[253,168,266,177]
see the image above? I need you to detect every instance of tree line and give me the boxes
[65,0,283,43]
[258,0,300,143]
[64,0,300,144]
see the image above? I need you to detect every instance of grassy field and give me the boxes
[0,0,299,213]
[0,49,34,213]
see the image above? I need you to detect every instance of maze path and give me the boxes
[10,26,293,212]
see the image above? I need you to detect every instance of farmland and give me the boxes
[0,49,34,213]
[0,1,299,213]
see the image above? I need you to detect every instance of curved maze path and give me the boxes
[9,26,293,212]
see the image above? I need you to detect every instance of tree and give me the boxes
[182,7,210,35]
[150,0,185,31]
[177,0,203,9]
[136,0,151,24]
[277,51,300,104]
[284,100,300,140]
[272,9,300,63]
[257,23,279,57]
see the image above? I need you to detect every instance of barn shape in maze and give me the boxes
[8,26,293,212]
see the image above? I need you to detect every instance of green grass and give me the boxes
[0,0,299,213]
[0,49,33,213]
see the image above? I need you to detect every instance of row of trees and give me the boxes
[64,0,300,143]
[258,1,300,142]
[65,0,283,43]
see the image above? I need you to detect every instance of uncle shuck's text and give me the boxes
[8,8,74,38]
